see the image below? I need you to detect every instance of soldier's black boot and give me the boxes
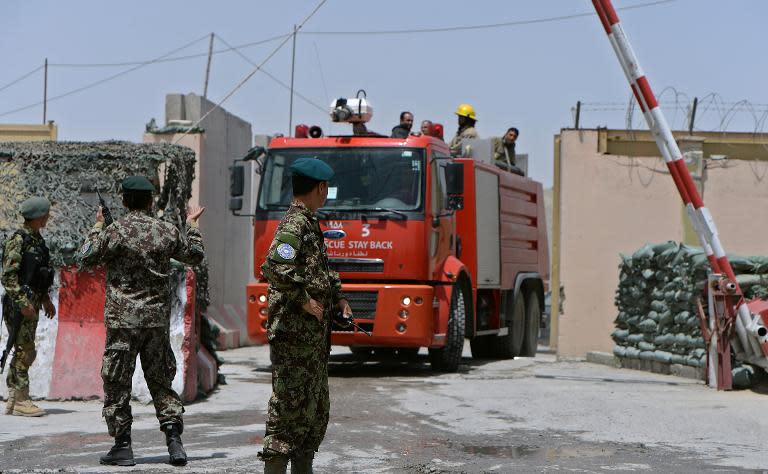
[99,433,135,466]
[290,450,315,474]
[263,455,288,474]
[163,423,187,466]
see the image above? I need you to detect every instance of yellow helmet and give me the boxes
[455,103,477,121]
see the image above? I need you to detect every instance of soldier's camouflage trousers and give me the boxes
[101,327,183,438]
[4,314,38,392]
[260,338,330,459]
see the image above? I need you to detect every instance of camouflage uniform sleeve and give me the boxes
[262,228,311,309]
[171,224,205,266]
[79,222,118,267]
[1,234,31,309]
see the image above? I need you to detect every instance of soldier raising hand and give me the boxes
[79,176,205,467]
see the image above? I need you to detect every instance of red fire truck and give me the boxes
[230,95,549,372]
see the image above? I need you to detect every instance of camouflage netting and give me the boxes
[0,140,209,316]
[613,241,768,386]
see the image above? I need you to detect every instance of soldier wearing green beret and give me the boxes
[1,196,55,417]
[79,176,205,467]
[258,158,353,474]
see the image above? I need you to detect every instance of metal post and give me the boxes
[43,58,48,124]
[688,96,698,135]
[203,33,215,99]
[574,101,581,129]
[288,24,298,135]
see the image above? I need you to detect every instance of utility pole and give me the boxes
[43,58,48,124]
[203,33,215,99]
[288,24,298,136]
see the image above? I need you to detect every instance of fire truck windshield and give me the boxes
[258,148,424,214]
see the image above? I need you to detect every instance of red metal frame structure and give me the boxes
[591,0,768,388]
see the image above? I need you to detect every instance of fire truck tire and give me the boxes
[494,290,525,358]
[520,291,541,357]
[429,284,466,372]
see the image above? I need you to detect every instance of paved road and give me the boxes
[1,344,767,473]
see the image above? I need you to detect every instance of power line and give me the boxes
[173,0,328,145]
[49,33,290,68]
[214,34,327,113]
[0,64,44,94]
[302,0,676,35]
[0,34,210,119]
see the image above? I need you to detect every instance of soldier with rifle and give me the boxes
[1,196,56,417]
[258,158,353,474]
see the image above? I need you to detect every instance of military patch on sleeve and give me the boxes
[276,243,296,261]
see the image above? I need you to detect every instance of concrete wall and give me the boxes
[556,130,685,357]
[144,94,255,347]
[0,123,57,142]
[554,129,768,358]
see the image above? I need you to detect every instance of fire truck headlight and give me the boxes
[259,308,268,316]
[402,296,411,306]
[399,309,409,319]
[396,323,407,333]
[258,294,267,304]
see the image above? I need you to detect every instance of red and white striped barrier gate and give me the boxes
[592,0,768,389]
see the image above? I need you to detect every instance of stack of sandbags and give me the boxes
[612,241,768,371]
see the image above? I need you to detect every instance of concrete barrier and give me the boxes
[0,267,211,402]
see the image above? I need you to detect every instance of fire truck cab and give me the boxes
[230,94,549,372]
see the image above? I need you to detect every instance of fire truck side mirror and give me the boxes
[445,162,464,195]
[445,162,464,211]
[230,165,245,197]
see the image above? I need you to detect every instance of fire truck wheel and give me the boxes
[429,284,467,372]
[494,290,525,359]
[520,291,541,357]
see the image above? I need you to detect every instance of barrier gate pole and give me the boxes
[591,0,768,386]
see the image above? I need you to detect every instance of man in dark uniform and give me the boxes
[391,111,414,138]
[2,196,55,417]
[258,158,353,474]
[79,176,205,467]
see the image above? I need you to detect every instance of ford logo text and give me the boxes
[323,229,347,240]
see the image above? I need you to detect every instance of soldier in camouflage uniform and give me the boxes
[2,197,56,417]
[449,103,480,157]
[258,158,352,474]
[79,176,205,467]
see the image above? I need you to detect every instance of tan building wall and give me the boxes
[552,128,768,358]
[0,123,57,142]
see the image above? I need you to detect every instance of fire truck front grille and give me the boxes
[345,291,378,320]
[328,258,384,273]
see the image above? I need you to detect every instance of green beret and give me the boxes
[20,196,51,220]
[122,175,155,192]
[290,158,334,181]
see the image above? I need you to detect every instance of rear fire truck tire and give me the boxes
[494,290,525,358]
[429,284,466,372]
[520,292,541,357]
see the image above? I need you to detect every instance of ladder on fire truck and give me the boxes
[591,0,768,389]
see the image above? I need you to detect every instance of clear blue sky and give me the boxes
[3,0,768,187]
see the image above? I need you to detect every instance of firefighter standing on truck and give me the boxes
[258,158,353,474]
[1,196,55,418]
[79,176,205,467]
[449,103,479,157]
